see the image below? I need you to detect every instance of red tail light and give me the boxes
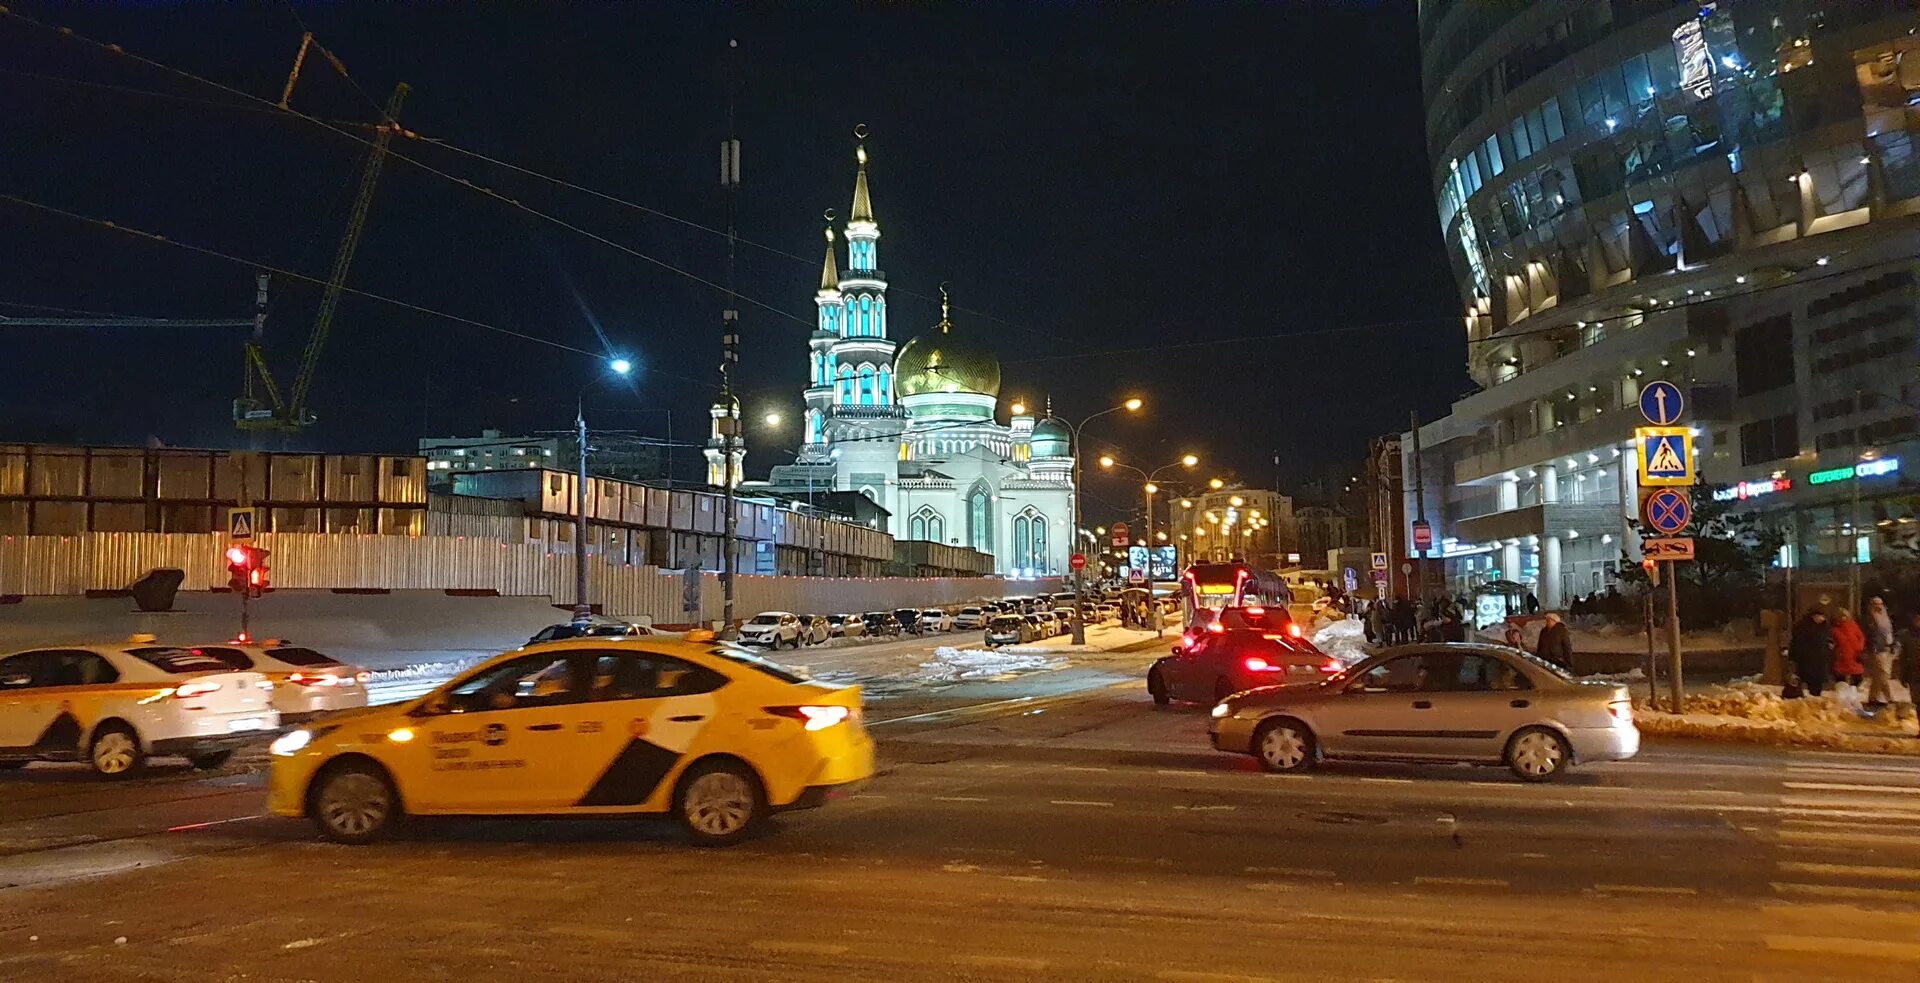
[764,705,851,731]
[1286,622,1304,638]
[1608,701,1633,722]
[1320,660,1341,674]
[288,673,348,687]
[1245,604,1265,616]
[173,680,220,698]
[1205,621,1225,634]
[1243,657,1284,672]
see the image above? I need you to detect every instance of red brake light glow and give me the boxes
[1244,605,1265,616]
[1244,657,1283,672]
[173,680,220,698]
[1286,622,1304,638]
[1320,660,1341,674]
[1205,621,1225,634]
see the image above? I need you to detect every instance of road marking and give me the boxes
[954,955,1052,971]
[1778,861,1920,881]
[1060,765,1110,773]
[1156,971,1283,983]
[1157,769,1209,777]
[750,940,850,956]
[1766,935,1920,962]
[1264,774,1310,781]
[1361,777,1415,784]
[1002,875,1049,882]
[1776,802,1920,821]
[1783,782,1920,795]
[1245,866,1337,878]
[1466,781,1516,789]
[1174,804,1237,812]
[1050,799,1114,808]
[1771,882,1920,902]
[166,814,264,833]
[1413,876,1509,888]
[932,796,990,803]
[1774,828,1920,848]
[1591,884,1698,896]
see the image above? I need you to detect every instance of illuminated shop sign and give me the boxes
[1807,458,1902,486]
[1711,477,1792,502]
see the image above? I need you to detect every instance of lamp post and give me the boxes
[1098,453,1199,636]
[1050,397,1144,644]
[574,357,634,619]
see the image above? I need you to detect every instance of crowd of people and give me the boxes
[1786,596,1920,708]
[1360,596,1470,646]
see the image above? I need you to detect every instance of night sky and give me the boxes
[0,1,1467,517]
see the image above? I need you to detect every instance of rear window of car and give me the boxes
[990,617,1022,629]
[706,646,810,684]
[267,646,343,667]
[125,647,241,674]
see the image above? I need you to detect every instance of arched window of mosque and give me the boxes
[967,482,993,552]
[1030,513,1048,568]
[878,366,891,403]
[1013,517,1030,568]
[859,365,876,405]
[911,515,926,540]
[843,300,854,333]
[859,485,877,503]
[875,297,886,337]
[929,514,944,543]
[838,365,854,403]
[860,295,872,336]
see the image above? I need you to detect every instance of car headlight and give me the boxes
[269,729,313,756]
[1210,702,1231,719]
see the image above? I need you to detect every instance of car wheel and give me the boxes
[311,761,400,844]
[675,759,766,846]
[1147,668,1171,706]
[188,750,234,770]
[1253,717,1315,773]
[88,724,144,779]
[1505,726,1571,782]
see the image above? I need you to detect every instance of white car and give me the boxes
[1052,608,1076,633]
[1096,603,1120,623]
[919,608,955,632]
[738,612,803,649]
[188,642,369,722]
[954,606,987,630]
[797,615,832,646]
[0,641,279,776]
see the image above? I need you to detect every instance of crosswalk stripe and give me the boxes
[1772,882,1920,902]
[1783,782,1920,795]
[1766,934,1920,962]
[1779,860,1920,881]
[1591,884,1698,896]
[1774,828,1920,849]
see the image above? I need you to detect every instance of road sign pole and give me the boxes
[1666,562,1683,713]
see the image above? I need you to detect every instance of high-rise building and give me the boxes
[1411,0,1920,606]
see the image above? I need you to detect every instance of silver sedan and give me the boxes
[1207,643,1639,781]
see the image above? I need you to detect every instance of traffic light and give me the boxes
[224,545,272,597]
[1642,557,1660,586]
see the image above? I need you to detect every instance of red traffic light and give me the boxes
[226,545,250,567]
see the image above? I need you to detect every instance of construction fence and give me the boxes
[0,532,1057,625]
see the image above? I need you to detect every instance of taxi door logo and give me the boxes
[482,723,509,747]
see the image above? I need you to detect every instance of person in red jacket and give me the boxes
[1831,607,1867,686]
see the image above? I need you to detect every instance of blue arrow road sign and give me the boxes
[1644,488,1693,535]
[1638,380,1685,425]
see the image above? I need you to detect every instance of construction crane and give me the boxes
[235,34,408,433]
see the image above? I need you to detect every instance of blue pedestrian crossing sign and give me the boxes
[227,507,257,541]
[1636,426,1695,486]
[1638,380,1685,425]
[1642,488,1693,535]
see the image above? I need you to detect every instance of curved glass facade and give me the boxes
[1424,0,1920,382]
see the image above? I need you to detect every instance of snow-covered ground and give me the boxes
[1630,679,1920,753]
[1311,616,1372,667]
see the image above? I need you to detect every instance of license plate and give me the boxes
[227,717,265,733]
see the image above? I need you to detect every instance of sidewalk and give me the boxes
[1627,677,1920,754]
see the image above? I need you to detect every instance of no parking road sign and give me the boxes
[1642,487,1693,535]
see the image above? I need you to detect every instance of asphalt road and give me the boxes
[5,648,1920,982]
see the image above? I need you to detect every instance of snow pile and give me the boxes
[912,647,1068,684]
[1631,680,1920,753]
[1311,617,1372,667]
[365,658,488,705]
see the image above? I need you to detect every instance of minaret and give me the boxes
[704,399,744,488]
[826,125,895,413]
[800,216,841,463]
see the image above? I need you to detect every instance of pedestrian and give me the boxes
[1832,607,1867,689]
[1440,607,1467,643]
[1864,596,1897,709]
[1895,611,1920,715]
[1534,610,1573,671]
[1365,601,1383,644]
[1525,591,1540,615]
[1503,620,1525,650]
[1788,609,1835,698]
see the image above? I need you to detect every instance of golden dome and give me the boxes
[894,287,1000,398]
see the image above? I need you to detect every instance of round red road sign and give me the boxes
[1070,553,1087,571]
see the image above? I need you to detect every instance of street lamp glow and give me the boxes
[1181,454,1198,467]
[1144,482,1159,494]
[1009,401,1027,416]
[763,412,783,427]
[1123,398,1143,412]
[1179,499,1192,508]
[1098,455,1116,468]
[608,358,633,375]
[1095,526,1107,535]
[1208,478,1225,490]
[1229,495,1244,507]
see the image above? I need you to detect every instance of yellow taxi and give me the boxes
[266,636,874,845]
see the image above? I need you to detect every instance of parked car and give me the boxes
[1207,643,1640,781]
[894,608,925,635]
[1095,603,1119,624]
[826,613,866,638]
[954,606,988,630]
[920,608,955,633]
[985,616,1030,648]
[1023,614,1050,639]
[1032,610,1061,637]
[797,615,832,646]
[738,612,803,649]
[1052,607,1077,633]
[528,618,656,645]
[864,612,902,637]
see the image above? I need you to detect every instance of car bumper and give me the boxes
[1567,724,1640,763]
[274,689,369,720]
[1208,713,1258,754]
[266,754,326,817]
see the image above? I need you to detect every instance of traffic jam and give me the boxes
[0,563,1638,846]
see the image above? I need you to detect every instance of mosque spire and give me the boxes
[818,219,840,292]
[938,282,952,334]
[850,132,875,225]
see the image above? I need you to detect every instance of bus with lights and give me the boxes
[1179,562,1292,627]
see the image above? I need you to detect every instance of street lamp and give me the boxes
[1048,397,1145,643]
[575,356,634,618]
[1099,452,1202,636]
[1209,477,1225,490]
[763,411,783,427]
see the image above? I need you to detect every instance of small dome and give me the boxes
[1030,418,1071,458]
[894,326,1000,399]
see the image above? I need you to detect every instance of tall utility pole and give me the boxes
[718,39,742,632]
[1410,410,1427,601]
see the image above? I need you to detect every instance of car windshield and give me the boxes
[706,645,810,684]
[267,646,342,667]
[747,615,781,625]
[125,647,239,674]
[827,615,846,624]
[990,617,1022,629]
